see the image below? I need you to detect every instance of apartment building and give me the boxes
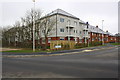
[115,33,120,43]
[2,8,118,48]
[40,9,89,45]
[88,25,117,43]
[39,9,117,45]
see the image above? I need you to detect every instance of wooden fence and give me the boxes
[50,40,75,50]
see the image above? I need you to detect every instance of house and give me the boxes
[115,33,120,43]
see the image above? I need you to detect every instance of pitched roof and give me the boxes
[89,25,107,34]
[105,31,114,36]
[79,20,86,24]
[48,9,79,20]
[88,25,115,36]
[115,33,120,36]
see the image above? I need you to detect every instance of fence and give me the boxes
[50,40,75,50]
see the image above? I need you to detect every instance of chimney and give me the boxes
[86,22,89,28]
[96,25,98,28]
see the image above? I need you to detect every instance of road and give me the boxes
[2,46,118,78]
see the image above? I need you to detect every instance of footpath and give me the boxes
[2,44,119,58]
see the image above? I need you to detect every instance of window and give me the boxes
[99,38,101,41]
[60,18,64,22]
[74,30,75,33]
[60,28,64,32]
[48,38,51,43]
[84,31,86,34]
[42,30,45,33]
[79,31,81,34]
[74,21,77,26]
[76,30,77,33]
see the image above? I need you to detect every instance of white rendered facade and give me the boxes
[40,9,89,43]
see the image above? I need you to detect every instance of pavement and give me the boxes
[0,48,21,51]
[2,45,119,78]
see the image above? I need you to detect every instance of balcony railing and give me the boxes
[83,28,88,31]
[66,35,74,37]
[83,35,89,38]
[66,25,75,28]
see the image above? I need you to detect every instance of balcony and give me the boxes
[66,35,74,37]
[66,25,75,28]
[83,35,89,38]
[83,27,89,31]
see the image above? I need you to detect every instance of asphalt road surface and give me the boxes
[2,46,118,78]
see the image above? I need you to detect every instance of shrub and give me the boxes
[63,44,70,49]
[75,43,88,48]
[75,41,102,48]
[89,41,102,46]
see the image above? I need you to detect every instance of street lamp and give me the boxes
[56,10,58,40]
[102,20,104,45]
[33,0,35,51]
[86,22,89,47]
[67,20,70,41]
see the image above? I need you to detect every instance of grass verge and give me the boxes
[110,43,120,45]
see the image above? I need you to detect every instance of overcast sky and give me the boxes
[0,0,119,34]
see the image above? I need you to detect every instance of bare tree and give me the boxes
[2,8,43,48]
[2,25,13,47]
[17,8,43,48]
[40,15,56,49]
[23,9,43,47]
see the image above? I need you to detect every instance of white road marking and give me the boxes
[82,50,93,52]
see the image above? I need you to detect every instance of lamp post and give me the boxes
[86,22,89,47]
[56,10,58,41]
[33,0,35,51]
[75,22,77,43]
[68,20,70,41]
[56,10,58,48]
[102,20,104,45]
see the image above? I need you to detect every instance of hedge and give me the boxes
[75,41,102,48]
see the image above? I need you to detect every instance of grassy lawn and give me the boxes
[2,42,119,53]
[110,43,120,45]
[75,44,105,49]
